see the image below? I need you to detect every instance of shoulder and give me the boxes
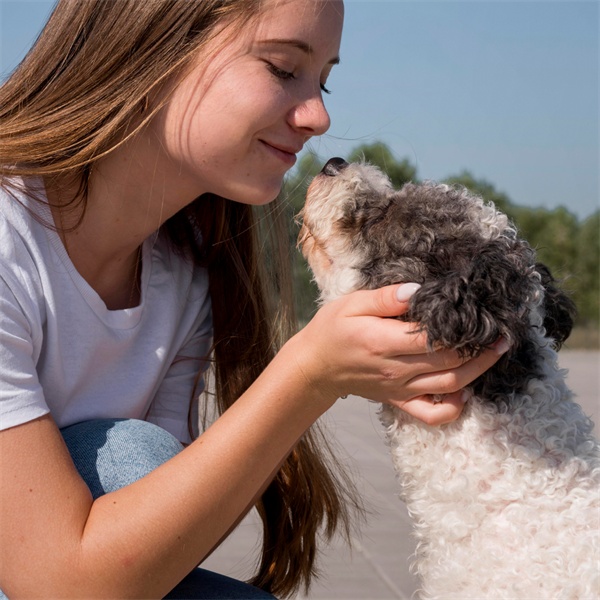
[0,178,47,327]
[0,176,50,230]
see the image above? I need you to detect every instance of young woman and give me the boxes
[0,1,508,598]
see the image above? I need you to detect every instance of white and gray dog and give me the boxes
[297,157,599,599]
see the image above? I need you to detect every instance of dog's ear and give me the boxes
[403,243,578,403]
[535,262,577,349]
[406,240,533,358]
[404,239,545,402]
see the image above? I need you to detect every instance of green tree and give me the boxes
[512,206,579,279]
[574,211,600,325]
[280,153,324,323]
[282,152,324,216]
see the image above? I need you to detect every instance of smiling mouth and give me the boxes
[260,140,299,165]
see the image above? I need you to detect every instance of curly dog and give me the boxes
[298,157,599,599]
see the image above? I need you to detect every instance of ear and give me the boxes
[535,262,577,349]
[403,240,546,403]
[406,240,533,358]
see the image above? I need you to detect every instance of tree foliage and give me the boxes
[281,142,599,330]
[575,211,600,324]
[281,153,325,322]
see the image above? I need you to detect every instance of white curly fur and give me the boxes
[300,161,600,599]
[379,331,599,599]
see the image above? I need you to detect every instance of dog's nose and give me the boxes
[322,157,349,176]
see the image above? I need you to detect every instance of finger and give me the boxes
[391,347,467,374]
[341,283,432,356]
[373,320,431,356]
[342,316,431,357]
[393,391,465,426]
[343,283,421,319]
[405,340,509,396]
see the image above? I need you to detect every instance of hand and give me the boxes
[292,283,509,426]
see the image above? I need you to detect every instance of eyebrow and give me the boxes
[258,38,341,65]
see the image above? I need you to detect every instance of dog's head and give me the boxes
[297,158,576,404]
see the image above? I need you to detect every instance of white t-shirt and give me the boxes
[0,179,212,444]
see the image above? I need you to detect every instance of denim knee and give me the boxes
[164,568,277,599]
[60,418,184,499]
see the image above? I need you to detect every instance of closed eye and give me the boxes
[266,62,331,94]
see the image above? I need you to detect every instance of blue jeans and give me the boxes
[0,419,275,600]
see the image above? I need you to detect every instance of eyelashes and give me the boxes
[266,62,332,95]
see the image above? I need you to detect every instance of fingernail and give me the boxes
[396,283,421,302]
[494,337,510,355]
[461,390,470,403]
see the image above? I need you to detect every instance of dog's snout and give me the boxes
[322,157,349,176]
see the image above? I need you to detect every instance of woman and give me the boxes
[0,1,507,598]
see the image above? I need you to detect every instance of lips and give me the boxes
[259,140,301,166]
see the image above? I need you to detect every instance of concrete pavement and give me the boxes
[201,350,599,599]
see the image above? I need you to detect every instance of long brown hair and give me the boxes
[0,1,364,597]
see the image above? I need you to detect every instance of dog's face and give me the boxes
[298,158,576,404]
[298,159,396,300]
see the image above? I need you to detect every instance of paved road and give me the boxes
[201,351,599,599]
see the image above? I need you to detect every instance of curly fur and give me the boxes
[298,158,599,599]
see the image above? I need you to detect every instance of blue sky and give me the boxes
[1,0,598,219]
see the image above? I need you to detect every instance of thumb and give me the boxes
[396,391,465,426]
[345,283,421,318]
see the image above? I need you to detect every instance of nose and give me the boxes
[322,157,348,176]
[289,94,331,138]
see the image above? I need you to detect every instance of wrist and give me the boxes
[280,330,339,410]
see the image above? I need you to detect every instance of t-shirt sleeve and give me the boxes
[0,276,49,431]
[146,300,213,445]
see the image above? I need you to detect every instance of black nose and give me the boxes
[321,157,349,176]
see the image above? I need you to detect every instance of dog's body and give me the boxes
[298,158,599,599]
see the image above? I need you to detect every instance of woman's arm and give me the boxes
[0,284,505,600]
[0,345,330,600]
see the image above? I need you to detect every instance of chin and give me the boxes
[224,179,284,206]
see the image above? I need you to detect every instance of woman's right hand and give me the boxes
[290,283,509,425]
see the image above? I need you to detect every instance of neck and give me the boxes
[45,129,203,308]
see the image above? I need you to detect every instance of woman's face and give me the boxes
[153,0,344,206]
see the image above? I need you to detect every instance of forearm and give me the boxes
[75,336,335,599]
[199,439,299,565]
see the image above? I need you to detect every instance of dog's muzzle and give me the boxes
[322,157,349,176]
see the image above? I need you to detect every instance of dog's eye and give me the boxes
[266,62,332,95]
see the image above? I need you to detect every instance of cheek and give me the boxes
[150,61,294,203]
[171,80,288,170]
[166,92,247,163]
